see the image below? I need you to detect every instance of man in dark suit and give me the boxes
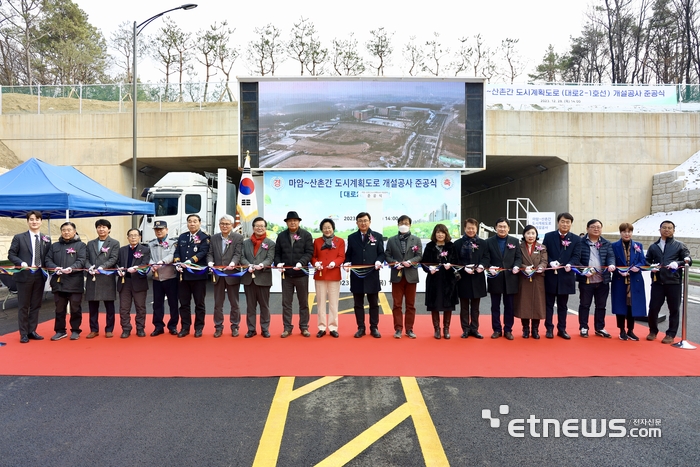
[207,214,244,338]
[274,210,314,338]
[542,212,582,339]
[454,218,490,339]
[116,229,151,338]
[344,212,385,338]
[8,210,50,343]
[486,218,522,340]
[174,214,210,338]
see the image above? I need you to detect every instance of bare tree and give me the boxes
[305,36,327,76]
[246,23,284,76]
[196,22,236,100]
[2,0,44,85]
[109,21,134,82]
[288,16,322,76]
[366,27,393,76]
[211,23,238,101]
[423,32,449,76]
[331,33,365,76]
[451,36,473,76]
[499,38,526,83]
[402,35,424,76]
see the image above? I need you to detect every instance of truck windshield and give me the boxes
[154,197,178,216]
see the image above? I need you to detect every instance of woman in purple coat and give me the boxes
[610,222,647,341]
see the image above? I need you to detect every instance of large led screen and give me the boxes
[239,78,485,171]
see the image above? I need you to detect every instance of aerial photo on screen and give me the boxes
[257,80,466,170]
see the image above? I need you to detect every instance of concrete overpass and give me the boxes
[1,104,698,243]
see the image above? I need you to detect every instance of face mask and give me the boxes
[398,225,410,234]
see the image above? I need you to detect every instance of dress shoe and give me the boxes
[394,330,402,339]
[522,328,530,339]
[354,329,366,338]
[232,328,239,337]
[214,329,223,338]
[178,330,190,338]
[137,329,146,338]
[627,330,639,341]
[460,332,469,339]
[646,332,657,341]
[619,330,628,341]
[491,331,502,339]
[557,331,571,340]
[532,329,540,339]
[28,332,44,340]
[301,329,311,337]
[281,330,291,338]
[245,331,257,338]
[150,329,164,337]
[443,328,451,340]
[661,335,675,344]
[317,330,326,338]
[168,328,178,336]
[261,331,270,338]
[121,331,130,339]
[370,329,381,338]
[504,332,514,340]
[595,329,612,338]
[545,331,554,339]
[406,330,416,339]
[330,330,339,338]
[51,332,67,341]
[20,335,29,343]
[86,332,99,339]
[105,332,114,338]
[70,332,80,340]
[469,331,484,339]
[580,328,589,338]
[194,329,203,338]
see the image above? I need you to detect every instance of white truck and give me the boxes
[139,169,237,243]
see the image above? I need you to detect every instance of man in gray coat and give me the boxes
[148,220,179,336]
[207,214,244,338]
[384,215,423,339]
[240,217,276,338]
[85,219,120,339]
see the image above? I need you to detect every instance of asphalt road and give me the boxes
[1,283,699,466]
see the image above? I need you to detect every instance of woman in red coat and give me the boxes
[312,218,346,338]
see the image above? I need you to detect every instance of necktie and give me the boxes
[34,234,41,267]
[362,234,365,242]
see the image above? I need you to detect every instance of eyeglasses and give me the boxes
[357,219,370,224]
[253,224,266,229]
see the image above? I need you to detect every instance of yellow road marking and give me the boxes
[379,292,392,314]
[254,376,448,466]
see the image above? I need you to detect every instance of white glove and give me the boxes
[619,271,629,277]
[684,256,691,264]
[63,267,72,274]
[512,266,520,274]
[343,262,351,272]
[127,267,136,274]
[564,264,572,272]
[525,266,533,274]
[97,266,104,271]
[395,263,403,270]
[248,266,254,273]
[489,266,498,274]
[668,261,679,270]
[537,267,544,273]
[118,269,125,276]
[314,261,323,270]
[89,267,96,276]
[607,265,616,272]
[328,261,336,269]
[208,262,214,268]
[375,261,382,270]
[650,263,660,272]
[402,261,412,268]
[465,268,474,274]
[276,262,285,270]
[225,263,235,270]
[429,265,437,274]
[476,265,484,273]
[20,262,28,268]
[294,262,302,270]
[176,265,183,273]
[255,263,264,270]
[630,266,640,272]
[550,261,560,268]
[444,262,452,270]
[55,269,63,275]
[585,270,594,277]
[156,261,164,265]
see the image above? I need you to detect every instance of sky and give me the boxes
[76,0,591,83]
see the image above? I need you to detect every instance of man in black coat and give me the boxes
[453,218,490,339]
[7,210,50,343]
[274,211,314,338]
[174,214,210,338]
[116,229,151,338]
[645,220,692,344]
[485,218,521,340]
[542,212,582,339]
[344,212,385,338]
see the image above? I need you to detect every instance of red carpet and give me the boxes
[1,315,698,378]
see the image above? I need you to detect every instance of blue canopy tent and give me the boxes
[0,158,154,218]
